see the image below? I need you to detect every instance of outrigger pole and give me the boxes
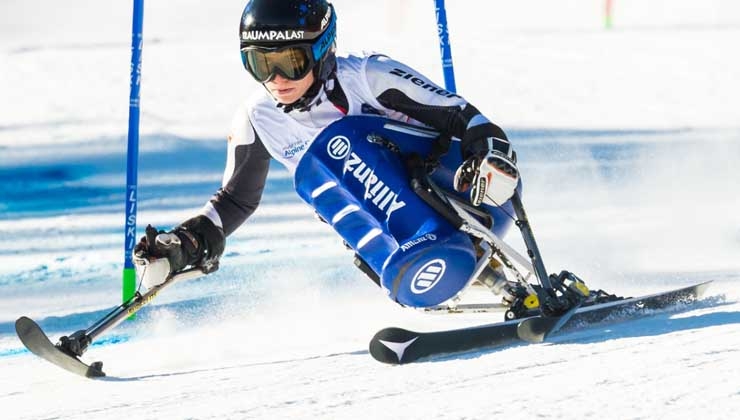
[123,0,146,316]
[431,0,554,293]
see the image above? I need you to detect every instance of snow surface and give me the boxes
[1,0,740,419]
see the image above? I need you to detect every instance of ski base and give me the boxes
[370,281,712,364]
[15,316,105,378]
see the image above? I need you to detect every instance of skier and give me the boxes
[133,0,520,305]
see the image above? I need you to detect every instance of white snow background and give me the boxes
[1,0,740,419]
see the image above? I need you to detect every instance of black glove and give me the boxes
[133,215,225,275]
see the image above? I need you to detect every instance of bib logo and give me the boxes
[283,141,308,158]
[327,135,350,160]
[344,152,406,218]
[411,259,446,294]
[241,30,305,42]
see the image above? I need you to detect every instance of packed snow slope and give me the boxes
[1,1,739,419]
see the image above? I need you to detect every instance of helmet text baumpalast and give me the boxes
[241,30,306,42]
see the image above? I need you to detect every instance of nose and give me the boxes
[270,73,289,84]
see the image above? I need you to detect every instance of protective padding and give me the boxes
[294,116,508,307]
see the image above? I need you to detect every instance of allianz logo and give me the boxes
[411,259,446,294]
[344,152,406,218]
[400,233,437,252]
[327,135,350,160]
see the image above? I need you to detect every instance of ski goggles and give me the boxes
[240,44,316,83]
[240,11,337,83]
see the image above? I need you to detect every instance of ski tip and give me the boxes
[369,327,420,365]
[15,315,106,379]
[16,315,32,325]
[15,316,39,339]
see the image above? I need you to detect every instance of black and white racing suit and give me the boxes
[200,52,510,238]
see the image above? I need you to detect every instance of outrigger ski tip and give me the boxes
[14,268,206,379]
[15,316,105,378]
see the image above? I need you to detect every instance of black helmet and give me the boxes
[239,0,337,89]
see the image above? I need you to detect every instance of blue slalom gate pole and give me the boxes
[123,0,144,309]
[434,0,456,92]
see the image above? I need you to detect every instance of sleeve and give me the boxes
[199,107,272,237]
[364,55,510,158]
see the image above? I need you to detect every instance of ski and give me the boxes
[369,321,522,365]
[15,317,106,378]
[517,302,581,343]
[14,268,204,378]
[369,281,712,364]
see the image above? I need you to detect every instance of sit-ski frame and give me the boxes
[420,175,558,312]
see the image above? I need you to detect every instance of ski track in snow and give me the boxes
[2,1,740,419]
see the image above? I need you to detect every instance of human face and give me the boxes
[263,72,315,104]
